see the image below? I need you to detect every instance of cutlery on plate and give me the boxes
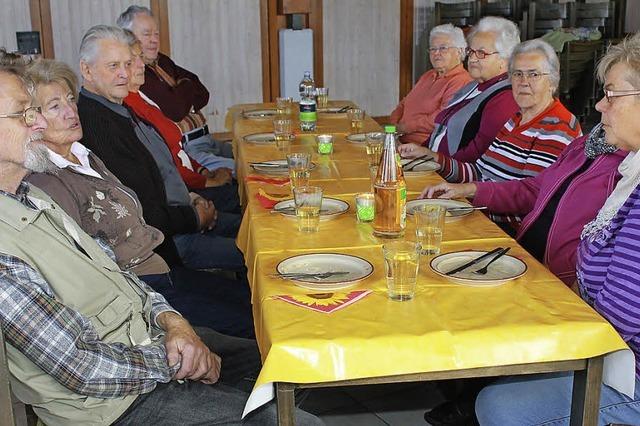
[270,271,350,280]
[270,207,331,214]
[402,155,434,171]
[336,106,351,113]
[446,206,488,212]
[444,247,503,276]
[473,247,511,275]
[251,162,285,167]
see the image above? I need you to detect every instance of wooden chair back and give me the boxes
[435,1,479,27]
[527,1,568,38]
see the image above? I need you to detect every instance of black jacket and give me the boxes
[78,91,198,266]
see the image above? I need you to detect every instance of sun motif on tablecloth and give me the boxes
[292,292,351,306]
[273,290,372,313]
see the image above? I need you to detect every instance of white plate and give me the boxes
[346,132,384,144]
[430,250,527,286]
[242,109,278,119]
[277,253,374,291]
[406,199,475,220]
[244,132,276,144]
[273,198,350,220]
[401,158,439,175]
[250,160,316,176]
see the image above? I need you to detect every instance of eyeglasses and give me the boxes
[510,71,550,82]
[466,47,499,59]
[602,88,640,103]
[0,106,42,127]
[428,46,455,54]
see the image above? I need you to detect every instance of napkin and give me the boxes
[255,188,290,209]
[273,290,372,313]
[245,175,291,186]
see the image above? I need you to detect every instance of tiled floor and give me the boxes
[299,382,446,425]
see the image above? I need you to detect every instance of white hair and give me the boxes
[116,5,153,31]
[79,25,131,65]
[430,24,468,61]
[510,39,560,91]
[468,16,521,60]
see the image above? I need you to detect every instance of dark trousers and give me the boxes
[194,181,241,214]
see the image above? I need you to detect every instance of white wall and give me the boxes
[0,0,32,53]
[168,0,263,132]
[323,0,400,117]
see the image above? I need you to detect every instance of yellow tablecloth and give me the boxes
[229,102,629,415]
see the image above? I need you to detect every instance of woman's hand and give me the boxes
[420,182,477,200]
[398,143,431,159]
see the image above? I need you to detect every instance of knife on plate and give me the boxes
[444,247,503,276]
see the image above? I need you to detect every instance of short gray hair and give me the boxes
[468,16,521,60]
[26,59,79,98]
[596,33,640,89]
[509,39,560,91]
[116,5,154,31]
[79,25,130,65]
[430,24,468,61]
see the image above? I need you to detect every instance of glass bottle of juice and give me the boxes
[373,125,406,237]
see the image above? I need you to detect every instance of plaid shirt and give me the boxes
[0,183,179,398]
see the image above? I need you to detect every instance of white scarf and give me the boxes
[581,150,640,240]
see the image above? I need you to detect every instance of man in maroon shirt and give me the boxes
[116,5,235,174]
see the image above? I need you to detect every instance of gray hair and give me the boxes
[468,16,521,60]
[509,39,560,91]
[26,58,79,98]
[596,33,640,89]
[430,24,468,61]
[79,25,131,65]
[116,5,154,31]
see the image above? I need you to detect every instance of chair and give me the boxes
[527,1,568,38]
[478,0,515,19]
[434,1,479,27]
[569,1,614,38]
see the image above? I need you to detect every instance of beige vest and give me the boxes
[0,185,160,425]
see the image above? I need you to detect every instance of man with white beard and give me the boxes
[0,65,321,425]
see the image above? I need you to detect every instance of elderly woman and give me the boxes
[423,39,582,232]
[475,34,640,426]
[399,16,519,163]
[24,59,254,338]
[390,24,472,144]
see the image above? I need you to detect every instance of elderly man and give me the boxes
[0,62,321,425]
[390,24,472,145]
[76,25,243,273]
[116,5,235,173]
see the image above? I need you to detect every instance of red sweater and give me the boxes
[124,91,207,189]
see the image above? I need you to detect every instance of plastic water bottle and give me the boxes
[299,87,317,132]
[298,71,315,100]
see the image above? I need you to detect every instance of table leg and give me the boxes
[570,356,604,426]
[276,382,296,426]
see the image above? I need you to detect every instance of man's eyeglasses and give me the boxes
[510,71,550,82]
[0,106,42,127]
[428,46,455,54]
[602,88,640,103]
[466,47,499,59]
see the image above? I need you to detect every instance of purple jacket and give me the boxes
[473,135,625,284]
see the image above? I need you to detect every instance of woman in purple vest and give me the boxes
[475,34,640,426]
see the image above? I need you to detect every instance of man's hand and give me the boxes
[205,168,233,187]
[192,194,217,231]
[157,312,222,384]
[420,182,477,200]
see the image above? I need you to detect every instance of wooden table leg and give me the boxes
[570,356,604,426]
[276,382,296,426]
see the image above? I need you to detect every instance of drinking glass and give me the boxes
[286,153,311,189]
[276,96,293,117]
[355,193,375,223]
[316,134,333,155]
[348,108,365,134]
[365,132,384,167]
[382,241,421,301]
[414,204,446,255]
[316,87,329,109]
[273,118,292,151]
[293,186,323,232]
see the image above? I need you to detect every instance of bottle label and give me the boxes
[299,102,317,122]
[396,153,402,168]
[400,186,407,227]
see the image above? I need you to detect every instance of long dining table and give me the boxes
[227,101,631,425]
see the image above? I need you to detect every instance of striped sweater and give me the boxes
[577,184,640,379]
[438,99,581,226]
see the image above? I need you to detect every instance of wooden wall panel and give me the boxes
[0,0,32,53]
[168,0,263,132]
[49,0,150,72]
[323,0,400,117]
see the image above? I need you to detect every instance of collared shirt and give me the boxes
[47,142,103,179]
[390,64,472,144]
[0,182,179,398]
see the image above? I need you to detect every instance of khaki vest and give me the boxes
[0,185,159,425]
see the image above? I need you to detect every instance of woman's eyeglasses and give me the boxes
[510,71,550,82]
[602,88,640,103]
[0,106,42,127]
[466,48,499,59]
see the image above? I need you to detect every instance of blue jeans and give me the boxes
[475,371,640,425]
[173,211,244,271]
[184,134,236,173]
[140,268,254,338]
[113,327,323,425]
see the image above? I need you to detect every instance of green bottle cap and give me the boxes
[384,125,396,133]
